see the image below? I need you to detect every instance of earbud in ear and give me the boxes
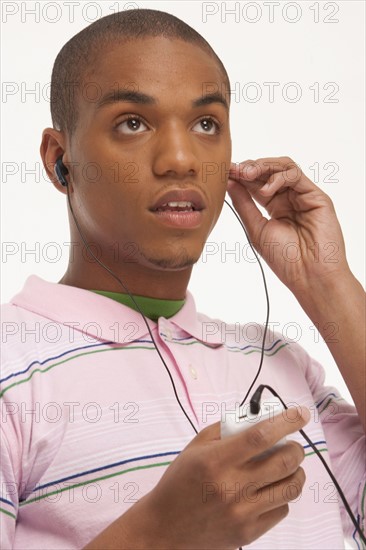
[54,155,69,187]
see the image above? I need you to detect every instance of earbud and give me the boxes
[54,155,69,187]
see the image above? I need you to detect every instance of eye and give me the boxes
[192,117,221,135]
[116,115,149,135]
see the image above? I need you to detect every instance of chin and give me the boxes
[151,255,198,270]
[141,249,199,271]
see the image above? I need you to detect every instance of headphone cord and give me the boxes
[222,200,270,408]
[65,183,198,435]
[65,183,365,548]
[250,385,366,546]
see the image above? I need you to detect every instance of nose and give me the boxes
[152,120,201,179]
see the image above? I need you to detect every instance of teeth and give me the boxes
[162,201,193,208]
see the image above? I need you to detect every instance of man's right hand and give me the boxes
[84,406,310,550]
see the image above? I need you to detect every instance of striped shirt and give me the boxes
[1,275,365,549]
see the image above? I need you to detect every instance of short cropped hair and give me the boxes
[50,8,231,135]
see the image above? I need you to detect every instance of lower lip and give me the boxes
[151,209,204,228]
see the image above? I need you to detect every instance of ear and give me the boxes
[40,128,69,194]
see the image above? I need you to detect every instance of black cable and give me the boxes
[65,184,199,435]
[65,182,365,548]
[223,200,270,408]
[223,200,271,550]
[250,385,366,546]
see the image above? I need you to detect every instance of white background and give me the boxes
[1,2,365,548]
[1,2,365,417]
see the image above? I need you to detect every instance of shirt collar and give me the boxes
[90,289,185,321]
[9,275,223,347]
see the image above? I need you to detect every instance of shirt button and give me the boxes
[166,328,172,340]
[189,364,198,379]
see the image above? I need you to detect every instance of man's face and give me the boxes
[66,36,231,271]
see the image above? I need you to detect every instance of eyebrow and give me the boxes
[97,90,156,109]
[96,89,229,111]
[192,91,229,111]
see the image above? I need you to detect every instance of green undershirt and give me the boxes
[90,289,185,321]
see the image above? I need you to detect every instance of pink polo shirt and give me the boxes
[1,275,365,549]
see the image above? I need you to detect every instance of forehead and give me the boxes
[79,36,229,110]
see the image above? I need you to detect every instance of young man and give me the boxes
[1,8,365,550]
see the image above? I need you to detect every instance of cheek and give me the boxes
[71,155,140,203]
[72,167,139,229]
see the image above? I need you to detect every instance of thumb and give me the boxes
[227,178,267,244]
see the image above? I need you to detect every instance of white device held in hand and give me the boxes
[220,397,287,460]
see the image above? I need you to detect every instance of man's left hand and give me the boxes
[227,156,351,294]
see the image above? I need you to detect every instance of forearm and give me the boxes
[294,270,366,432]
[82,514,147,550]
[83,494,165,550]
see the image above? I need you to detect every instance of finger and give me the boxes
[254,504,290,537]
[220,406,310,466]
[258,167,303,197]
[229,157,300,182]
[229,161,264,183]
[230,158,319,195]
[253,467,306,514]
[245,441,305,488]
[257,502,290,532]
[230,164,302,196]
[237,469,305,544]
[238,504,290,546]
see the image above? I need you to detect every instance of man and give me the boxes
[1,8,364,550]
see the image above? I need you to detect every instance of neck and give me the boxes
[58,260,192,300]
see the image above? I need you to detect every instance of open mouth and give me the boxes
[151,201,204,228]
[155,201,198,212]
[149,189,206,228]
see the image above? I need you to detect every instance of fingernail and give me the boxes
[285,406,310,424]
[246,165,257,176]
[260,183,270,193]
